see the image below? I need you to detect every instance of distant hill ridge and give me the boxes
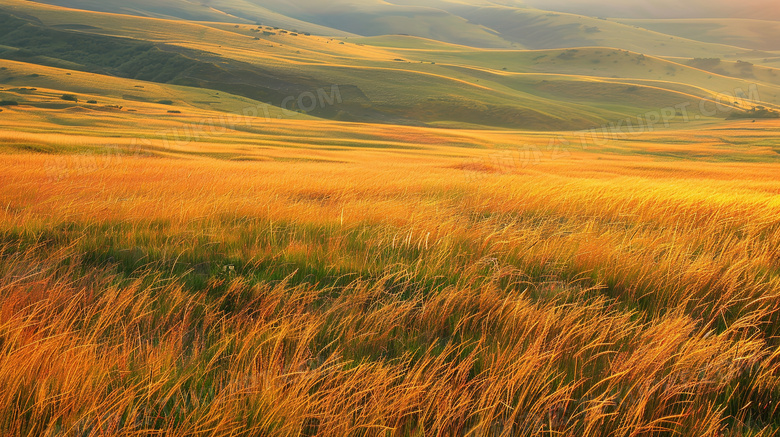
[25,0,780,54]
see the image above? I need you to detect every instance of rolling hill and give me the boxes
[0,2,780,135]
[20,0,780,61]
[2,0,779,133]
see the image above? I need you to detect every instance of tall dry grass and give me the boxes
[0,151,778,436]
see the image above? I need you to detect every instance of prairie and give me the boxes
[0,0,779,435]
[1,96,780,434]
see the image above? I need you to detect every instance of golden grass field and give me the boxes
[1,1,780,435]
[1,104,780,435]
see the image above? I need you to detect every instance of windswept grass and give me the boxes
[0,143,778,436]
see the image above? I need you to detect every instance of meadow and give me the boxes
[1,1,780,435]
[1,113,779,435]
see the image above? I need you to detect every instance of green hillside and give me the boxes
[2,0,778,132]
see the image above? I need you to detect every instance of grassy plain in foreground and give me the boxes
[0,113,779,435]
